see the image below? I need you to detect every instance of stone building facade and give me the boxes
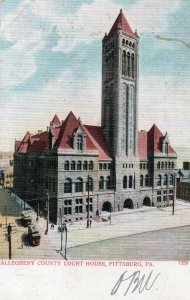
[13,10,177,224]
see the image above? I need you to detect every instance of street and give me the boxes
[67,225,190,260]
[1,188,190,260]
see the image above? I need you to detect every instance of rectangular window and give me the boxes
[157,190,161,202]
[163,190,167,201]
[45,176,48,189]
[99,163,103,170]
[53,178,56,192]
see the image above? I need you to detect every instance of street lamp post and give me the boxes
[87,175,90,228]
[60,222,67,260]
[109,205,112,225]
[173,173,176,216]
[7,224,12,260]
[46,192,49,234]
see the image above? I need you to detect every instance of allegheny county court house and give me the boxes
[13,10,178,224]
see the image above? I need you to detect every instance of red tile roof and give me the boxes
[138,131,148,160]
[16,113,176,161]
[107,9,136,38]
[83,125,112,160]
[54,111,112,159]
[16,131,48,155]
[52,114,61,127]
[54,111,79,149]
[138,124,176,159]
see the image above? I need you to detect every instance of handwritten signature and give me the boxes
[111,270,160,296]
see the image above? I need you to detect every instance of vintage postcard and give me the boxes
[0,0,190,299]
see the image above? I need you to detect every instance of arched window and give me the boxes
[71,161,75,171]
[163,174,168,186]
[161,162,164,169]
[127,52,130,77]
[106,176,111,189]
[75,177,83,192]
[169,174,174,185]
[168,162,171,169]
[83,161,88,171]
[99,176,104,190]
[157,162,161,169]
[77,161,82,171]
[171,162,174,169]
[89,161,94,170]
[131,53,135,78]
[64,178,72,193]
[145,175,149,186]
[64,161,69,171]
[157,175,161,186]
[140,175,143,187]
[129,175,133,188]
[123,176,127,189]
[86,177,93,191]
[76,135,83,151]
[122,51,126,75]
[165,162,167,169]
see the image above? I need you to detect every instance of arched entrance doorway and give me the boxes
[143,197,151,206]
[102,201,112,212]
[124,198,134,209]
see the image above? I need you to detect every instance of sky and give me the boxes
[0,0,190,154]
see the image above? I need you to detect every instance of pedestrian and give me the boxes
[86,219,89,228]
[90,219,92,228]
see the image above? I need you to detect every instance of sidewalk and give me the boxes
[5,190,190,258]
[45,201,190,251]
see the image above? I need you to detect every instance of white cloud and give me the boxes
[128,0,181,35]
[139,74,190,148]
[0,0,182,87]
[0,69,102,151]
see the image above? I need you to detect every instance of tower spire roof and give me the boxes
[107,9,135,38]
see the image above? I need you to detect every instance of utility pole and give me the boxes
[109,206,112,225]
[7,224,12,260]
[64,224,68,260]
[37,201,40,221]
[5,199,7,228]
[46,192,49,234]
[86,175,90,228]
[173,173,176,215]
[59,208,63,251]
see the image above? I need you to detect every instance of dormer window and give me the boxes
[164,143,168,154]
[76,134,83,150]
[162,133,170,156]
[73,127,86,152]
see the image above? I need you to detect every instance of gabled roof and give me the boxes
[138,124,176,159]
[17,132,31,153]
[83,125,112,160]
[16,131,48,155]
[52,114,61,127]
[147,124,176,155]
[55,111,79,149]
[54,111,112,159]
[107,9,136,38]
